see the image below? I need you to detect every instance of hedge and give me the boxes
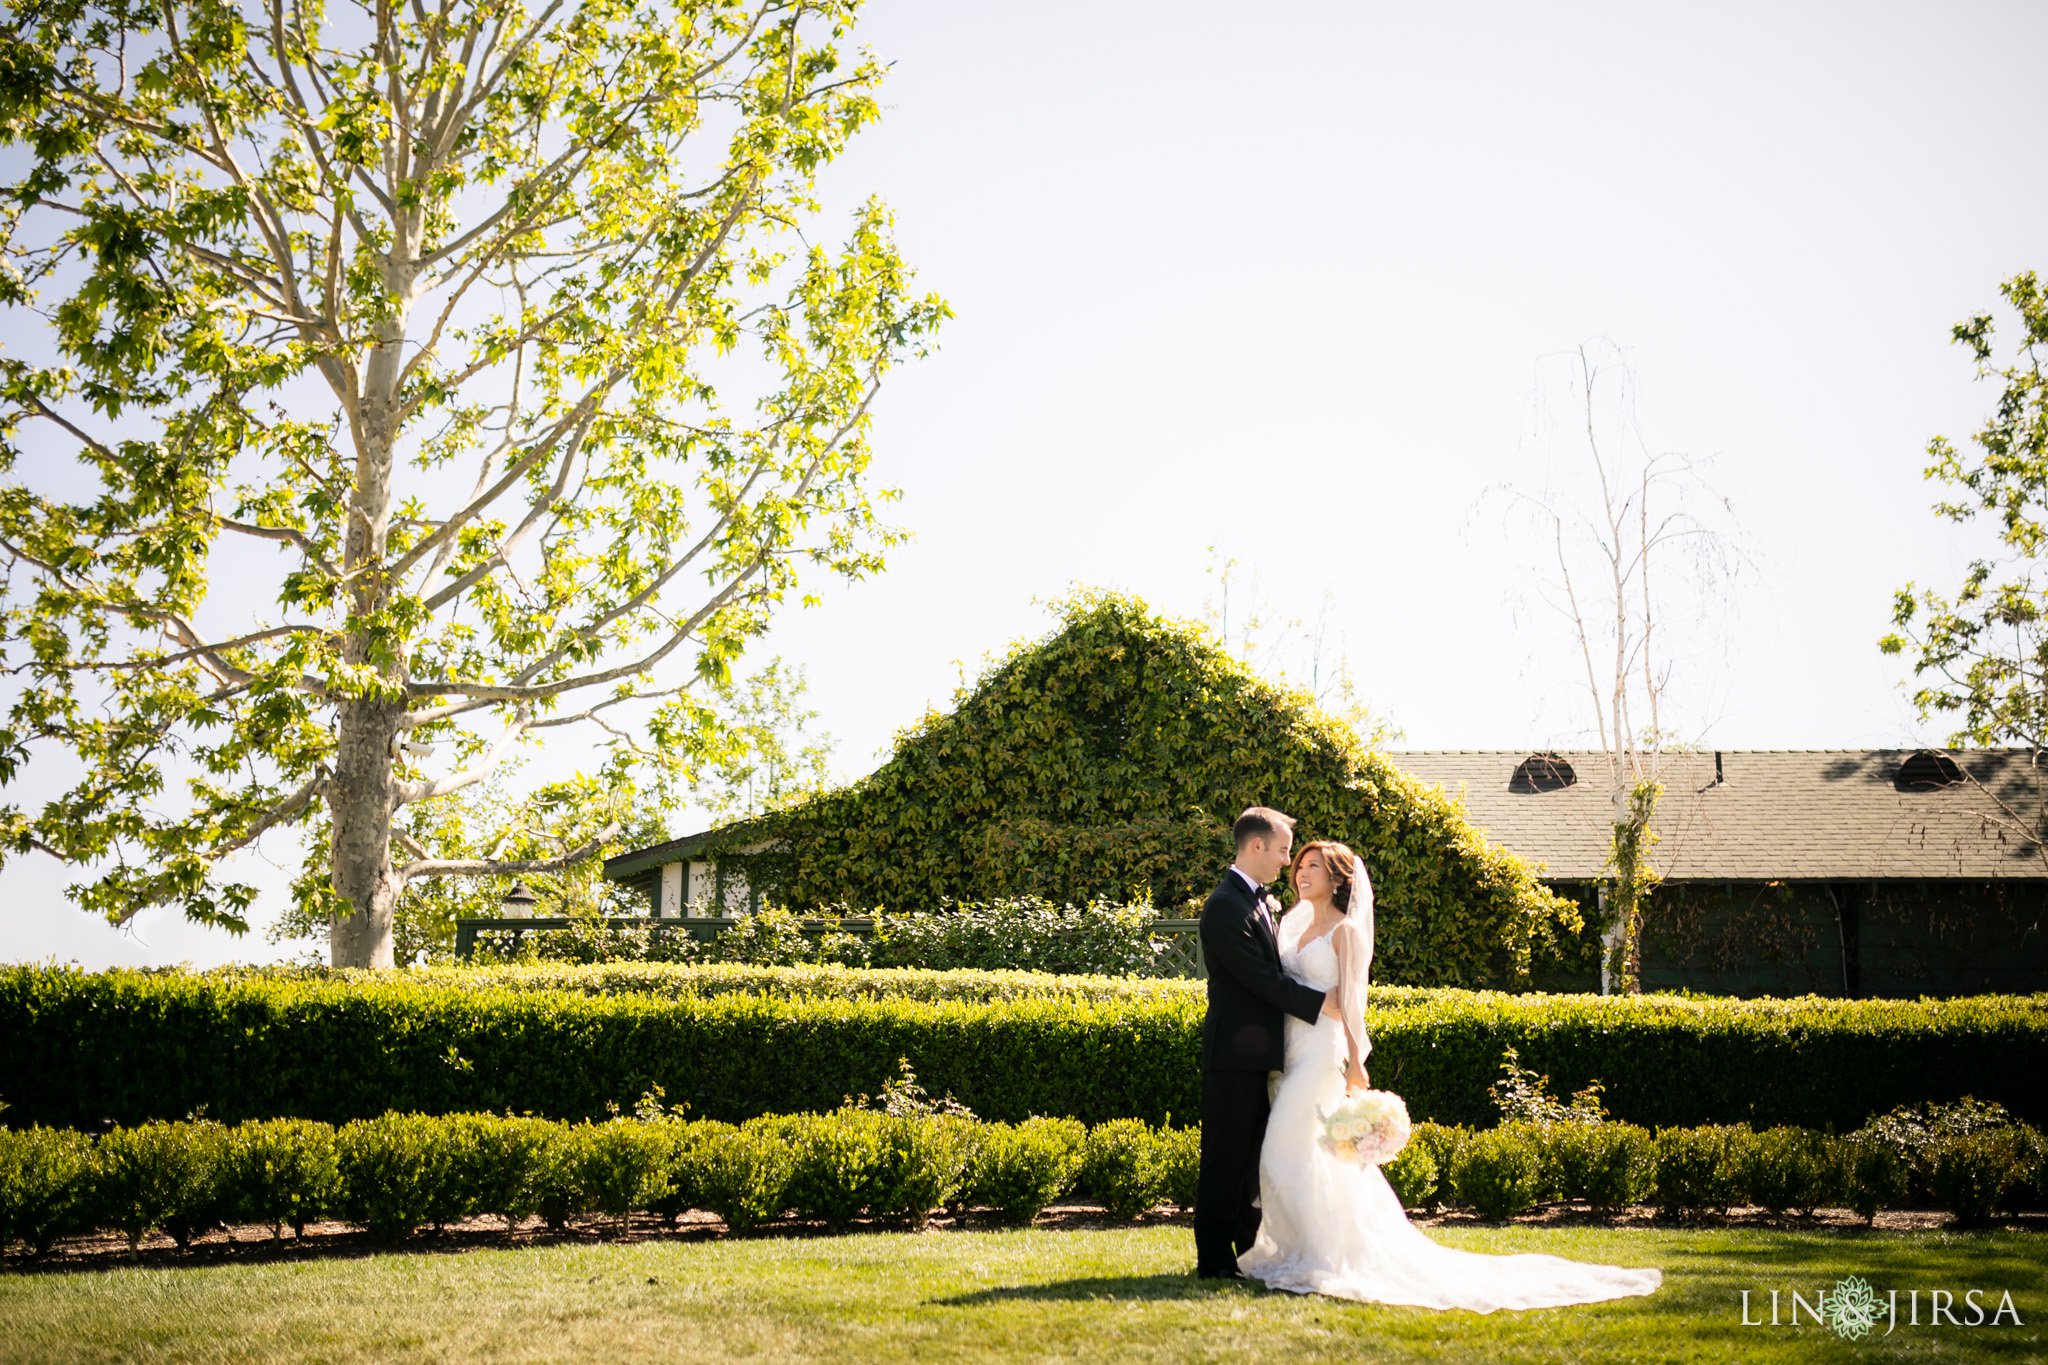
[3,967,2043,1132]
[398,959,1208,1001]
[478,900,1179,978]
[4,1111,2041,1260]
[182,960,1494,1004]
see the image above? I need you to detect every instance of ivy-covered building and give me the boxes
[603,592,2047,996]
[604,593,1583,990]
[1391,749,2048,997]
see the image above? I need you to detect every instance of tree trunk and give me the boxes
[327,283,411,966]
[329,695,405,968]
[1602,778,1660,996]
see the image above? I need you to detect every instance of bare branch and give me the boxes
[400,821,621,880]
[396,704,531,804]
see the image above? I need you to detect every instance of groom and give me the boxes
[1193,806,1338,1280]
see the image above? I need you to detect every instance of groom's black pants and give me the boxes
[1193,1066,1271,1275]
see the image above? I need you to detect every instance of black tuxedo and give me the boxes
[1192,868,1330,1277]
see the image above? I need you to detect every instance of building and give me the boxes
[599,736,2048,996]
[1388,748,2048,996]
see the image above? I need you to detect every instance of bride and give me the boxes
[1235,839,1664,1312]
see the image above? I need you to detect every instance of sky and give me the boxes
[7,0,2047,968]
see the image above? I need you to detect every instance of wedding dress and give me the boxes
[1236,905,1664,1312]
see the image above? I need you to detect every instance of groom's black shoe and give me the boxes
[1195,1268,1251,1282]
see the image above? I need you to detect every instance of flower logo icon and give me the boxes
[1826,1276,1883,1341]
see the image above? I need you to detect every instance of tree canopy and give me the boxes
[710,591,1583,989]
[1884,272,2048,754]
[0,0,946,965]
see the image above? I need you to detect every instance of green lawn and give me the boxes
[2,1223,2043,1363]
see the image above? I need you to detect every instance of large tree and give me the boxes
[1884,272,2048,759]
[0,0,945,965]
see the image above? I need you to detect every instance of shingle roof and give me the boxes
[1386,749,2048,881]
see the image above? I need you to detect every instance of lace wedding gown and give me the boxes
[1236,909,1664,1312]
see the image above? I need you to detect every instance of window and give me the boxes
[1894,750,1963,791]
[1510,751,1577,793]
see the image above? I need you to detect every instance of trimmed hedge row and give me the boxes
[4,967,2044,1131]
[266,960,1215,1004]
[476,900,1178,978]
[6,1111,2041,1260]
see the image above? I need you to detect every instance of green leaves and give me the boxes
[0,0,942,955]
[1886,272,2048,750]
[13,963,2042,1135]
[718,592,1578,989]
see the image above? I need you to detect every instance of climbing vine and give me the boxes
[1605,779,1664,994]
[702,591,1581,988]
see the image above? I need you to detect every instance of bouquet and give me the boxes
[1317,1089,1412,1166]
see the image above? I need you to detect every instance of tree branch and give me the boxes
[400,821,620,880]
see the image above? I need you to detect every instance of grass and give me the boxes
[1,1222,2043,1363]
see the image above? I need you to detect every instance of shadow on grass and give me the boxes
[1,1203,1178,1278]
[933,1273,1250,1307]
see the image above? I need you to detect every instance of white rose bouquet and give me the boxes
[1317,1089,1412,1166]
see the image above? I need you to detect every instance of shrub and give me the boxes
[578,1119,674,1236]
[0,1126,93,1259]
[2002,1125,2047,1213]
[1407,1123,1469,1212]
[1450,1126,1544,1221]
[0,1111,2036,1257]
[1488,1046,1608,1126]
[335,1113,461,1242]
[943,1120,991,1222]
[773,1111,893,1227]
[968,1118,1085,1225]
[859,899,1166,977]
[530,1123,595,1232]
[1853,1097,2017,1203]
[1841,1133,1909,1223]
[1549,1122,1656,1213]
[647,1120,729,1227]
[91,1120,228,1252]
[1382,1138,1439,1209]
[459,1115,559,1232]
[708,907,815,967]
[1738,1127,1840,1216]
[222,1119,341,1238]
[1504,1121,1568,1202]
[1155,1124,1200,1211]
[1930,1129,2027,1227]
[871,1115,975,1228]
[1081,1118,1164,1219]
[1652,1125,1746,1220]
[405,961,1212,1004]
[8,966,2046,1134]
[482,916,704,967]
[698,1125,795,1231]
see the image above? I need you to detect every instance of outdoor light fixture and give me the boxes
[501,881,540,918]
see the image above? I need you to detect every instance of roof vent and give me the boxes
[1895,749,1963,792]
[1510,751,1577,793]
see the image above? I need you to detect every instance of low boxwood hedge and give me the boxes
[4,1111,2041,1260]
[3,966,2042,1131]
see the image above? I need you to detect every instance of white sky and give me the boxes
[7,0,2046,968]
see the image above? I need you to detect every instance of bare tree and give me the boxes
[1492,342,1749,993]
[1202,550,1399,744]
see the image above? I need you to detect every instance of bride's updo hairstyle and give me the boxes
[1291,839,1361,914]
